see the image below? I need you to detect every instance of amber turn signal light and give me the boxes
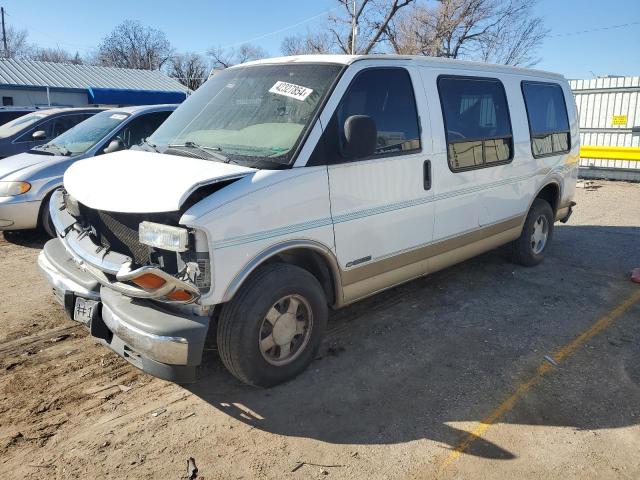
[166,289,193,302]
[131,273,166,290]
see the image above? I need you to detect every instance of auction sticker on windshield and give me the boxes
[110,114,127,120]
[269,81,313,101]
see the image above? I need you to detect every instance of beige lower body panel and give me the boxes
[340,216,524,306]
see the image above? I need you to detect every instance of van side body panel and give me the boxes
[185,58,578,308]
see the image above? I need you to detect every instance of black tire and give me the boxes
[217,263,328,387]
[511,198,554,267]
[40,195,56,238]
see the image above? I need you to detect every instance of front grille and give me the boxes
[79,207,181,267]
[94,210,151,265]
[78,209,151,265]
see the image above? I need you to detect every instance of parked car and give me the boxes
[0,107,106,160]
[0,104,175,235]
[39,55,578,386]
[0,106,40,126]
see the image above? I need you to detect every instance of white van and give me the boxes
[39,55,578,386]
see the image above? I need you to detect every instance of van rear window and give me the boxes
[438,76,513,172]
[521,81,570,157]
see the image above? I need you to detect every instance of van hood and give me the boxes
[64,150,256,213]
[0,151,66,179]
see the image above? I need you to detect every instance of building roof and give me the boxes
[241,54,565,80]
[0,59,187,92]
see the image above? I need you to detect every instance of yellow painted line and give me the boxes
[580,145,640,161]
[437,289,640,475]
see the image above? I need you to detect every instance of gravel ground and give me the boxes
[0,179,639,480]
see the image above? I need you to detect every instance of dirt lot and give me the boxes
[1,179,639,480]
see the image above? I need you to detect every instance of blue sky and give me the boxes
[3,0,639,79]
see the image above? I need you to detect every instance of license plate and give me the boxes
[73,297,98,325]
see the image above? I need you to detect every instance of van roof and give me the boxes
[240,54,565,80]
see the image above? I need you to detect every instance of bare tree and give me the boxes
[279,0,414,56]
[2,25,32,59]
[281,30,333,55]
[389,0,548,66]
[97,20,173,70]
[170,52,208,90]
[208,43,268,69]
[31,47,83,64]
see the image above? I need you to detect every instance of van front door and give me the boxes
[320,65,435,302]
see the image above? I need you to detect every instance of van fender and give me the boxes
[221,239,344,308]
[521,176,562,228]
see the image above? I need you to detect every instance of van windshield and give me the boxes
[38,110,129,155]
[0,112,47,139]
[148,63,343,167]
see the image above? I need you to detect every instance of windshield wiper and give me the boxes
[140,138,160,153]
[168,141,229,163]
[32,144,71,156]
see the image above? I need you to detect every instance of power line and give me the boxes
[193,5,343,54]
[549,20,639,38]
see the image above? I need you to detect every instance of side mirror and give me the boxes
[103,138,123,154]
[32,130,47,140]
[342,115,377,160]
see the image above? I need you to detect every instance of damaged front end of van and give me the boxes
[38,150,255,382]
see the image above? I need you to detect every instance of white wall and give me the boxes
[0,88,88,107]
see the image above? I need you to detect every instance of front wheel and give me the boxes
[510,198,554,267]
[217,263,328,387]
[40,195,56,238]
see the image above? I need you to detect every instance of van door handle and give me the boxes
[423,160,432,190]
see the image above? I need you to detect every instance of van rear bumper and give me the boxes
[556,201,576,223]
[38,238,210,383]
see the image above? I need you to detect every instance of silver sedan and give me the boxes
[0,104,175,236]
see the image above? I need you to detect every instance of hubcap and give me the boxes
[530,215,549,254]
[259,294,313,366]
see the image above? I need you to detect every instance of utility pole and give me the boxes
[351,0,357,55]
[1,7,7,58]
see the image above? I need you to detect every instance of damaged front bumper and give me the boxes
[48,189,201,304]
[38,238,210,383]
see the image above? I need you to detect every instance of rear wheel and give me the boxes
[217,263,328,387]
[511,198,554,267]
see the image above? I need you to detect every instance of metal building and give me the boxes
[570,76,640,181]
[0,59,188,108]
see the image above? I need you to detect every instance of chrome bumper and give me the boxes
[102,303,189,365]
[38,240,209,382]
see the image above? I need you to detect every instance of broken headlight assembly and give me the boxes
[139,221,189,252]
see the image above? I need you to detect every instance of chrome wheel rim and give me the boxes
[259,294,313,366]
[531,215,549,255]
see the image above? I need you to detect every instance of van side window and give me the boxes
[521,82,570,157]
[333,68,421,162]
[438,76,513,171]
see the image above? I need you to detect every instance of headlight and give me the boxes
[0,181,31,197]
[139,221,189,252]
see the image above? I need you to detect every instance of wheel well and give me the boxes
[264,248,337,306]
[536,183,560,214]
[37,188,56,228]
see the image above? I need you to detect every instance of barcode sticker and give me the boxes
[269,81,313,101]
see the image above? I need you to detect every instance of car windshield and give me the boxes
[42,110,130,155]
[0,112,47,139]
[148,63,343,167]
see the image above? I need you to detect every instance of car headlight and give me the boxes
[139,221,189,252]
[0,181,31,197]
